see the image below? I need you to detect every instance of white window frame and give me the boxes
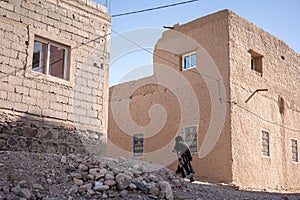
[32,52,41,72]
[32,37,69,80]
[251,57,255,70]
[183,125,198,153]
[182,52,196,70]
[291,138,298,163]
[261,129,270,158]
[132,133,144,158]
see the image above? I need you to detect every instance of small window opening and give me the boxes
[292,139,298,163]
[133,133,144,157]
[249,50,263,75]
[184,126,198,153]
[262,130,270,157]
[278,96,285,115]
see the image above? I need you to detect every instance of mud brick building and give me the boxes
[0,0,111,155]
[108,10,300,192]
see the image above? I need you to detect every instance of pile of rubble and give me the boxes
[0,151,184,200]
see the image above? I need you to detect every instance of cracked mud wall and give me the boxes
[228,10,300,192]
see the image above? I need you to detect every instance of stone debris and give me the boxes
[115,173,133,190]
[0,151,182,199]
[1,151,300,199]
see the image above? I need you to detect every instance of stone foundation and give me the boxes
[0,110,106,155]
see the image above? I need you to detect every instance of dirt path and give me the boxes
[173,180,300,200]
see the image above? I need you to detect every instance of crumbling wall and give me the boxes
[0,0,111,155]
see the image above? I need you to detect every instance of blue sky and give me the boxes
[95,0,300,86]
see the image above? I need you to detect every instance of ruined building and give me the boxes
[0,0,110,155]
[108,10,300,192]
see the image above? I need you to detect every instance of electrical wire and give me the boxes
[111,29,219,81]
[227,101,300,132]
[111,29,300,133]
[109,0,112,15]
[112,0,199,18]
[71,32,110,50]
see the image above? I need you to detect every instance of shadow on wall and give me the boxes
[0,111,105,155]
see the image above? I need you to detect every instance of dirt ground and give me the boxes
[173,180,300,200]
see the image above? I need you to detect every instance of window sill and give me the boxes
[262,155,270,159]
[182,66,197,71]
[251,69,262,77]
[27,70,73,87]
[133,155,144,158]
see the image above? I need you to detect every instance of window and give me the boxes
[262,130,270,157]
[32,38,69,80]
[291,139,298,163]
[249,49,263,75]
[133,133,144,157]
[184,126,198,153]
[251,57,255,70]
[182,52,196,70]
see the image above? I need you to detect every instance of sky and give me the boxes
[95,0,300,86]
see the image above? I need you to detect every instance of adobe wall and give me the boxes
[108,10,233,183]
[228,11,300,191]
[0,0,110,155]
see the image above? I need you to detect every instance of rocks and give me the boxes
[94,181,103,187]
[2,152,179,199]
[78,164,88,171]
[105,173,114,180]
[61,156,67,164]
[102,193,108,198]
[93,185,109,192]
[158,181,174,200]
[129,183,137,190]
[11,185,31,199]
[65,166,75,173]
[84,183,92,189]
[148,194,159,199]
[78,185,87,193]
[70,172,82,179]
[0,192,5,200]
[19,188,31,199]
[32,183,44,191]
[4,151,297,200]
[68,185,78,196]
[46,178,53,185]
[73,178,83,186]
[2,185,10,194]
[119,189,128,197]
[115,173,132,190]
[104,180,116,186]
[148,182,160,196]
[0,113,99,155]
[87,188,95,195]
[89,168,101,176]
[132,181,147,191]
[149,174,158,182]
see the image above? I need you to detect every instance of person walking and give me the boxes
[173,136,195,182]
